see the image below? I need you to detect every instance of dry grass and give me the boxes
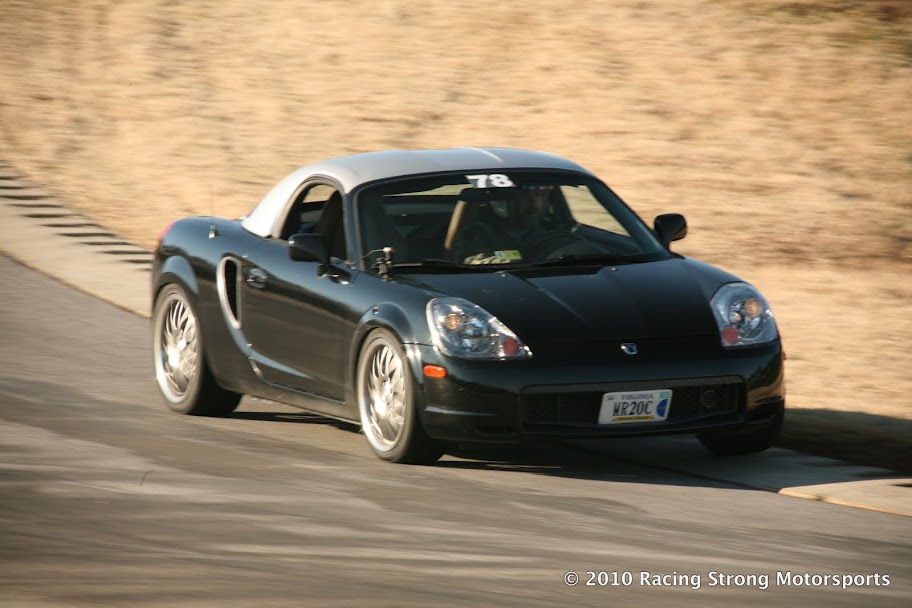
[0,0,909,430]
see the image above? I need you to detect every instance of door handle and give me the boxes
[246,267,268,289]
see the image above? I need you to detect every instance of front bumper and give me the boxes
[408,336,785,442]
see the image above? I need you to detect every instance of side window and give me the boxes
[279,184,338,239]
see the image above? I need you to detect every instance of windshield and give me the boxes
[355,171,669,270]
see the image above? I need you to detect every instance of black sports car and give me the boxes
[152,147,785,463]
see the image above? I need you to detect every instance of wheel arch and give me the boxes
[343,301,429,407]
[153,254,200,305]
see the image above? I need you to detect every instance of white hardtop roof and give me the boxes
[241,147,594,237]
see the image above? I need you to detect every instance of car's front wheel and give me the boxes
[356,329,443,464]
[152,283,241,416]
[697,406,783,456]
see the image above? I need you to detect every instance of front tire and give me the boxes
[152,283,241,416]
[356,329,443,464]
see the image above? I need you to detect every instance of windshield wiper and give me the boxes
[392,258,491,272]
[395,254,646,272]
[525,252,645,268]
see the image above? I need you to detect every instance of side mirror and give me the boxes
[288,233,328,263]
[653,213,687,247]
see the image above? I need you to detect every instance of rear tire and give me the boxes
[152,283,241,416]
[356,329,443,464]
[697,406,783,456]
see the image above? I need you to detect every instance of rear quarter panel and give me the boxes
[153,217,263,395]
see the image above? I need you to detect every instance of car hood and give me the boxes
[402,258,738,345]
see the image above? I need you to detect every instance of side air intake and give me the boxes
[217,257,241,328]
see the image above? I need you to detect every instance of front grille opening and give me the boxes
[523,380,743,428]
[525,394,600,425]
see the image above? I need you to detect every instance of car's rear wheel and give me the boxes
[356,329,443,464]
[153,283,241,416]
[697,406,783,456]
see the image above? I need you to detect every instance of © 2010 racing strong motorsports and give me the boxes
[151,147,785,463]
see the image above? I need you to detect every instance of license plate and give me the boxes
[598,390,672,424]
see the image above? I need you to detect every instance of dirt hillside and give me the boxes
[0,0,909,426]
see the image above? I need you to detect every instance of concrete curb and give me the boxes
[572,437,911,518]
[0,162,151,318]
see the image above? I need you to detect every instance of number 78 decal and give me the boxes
[466,174,514,188]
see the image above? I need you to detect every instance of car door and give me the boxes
[239,182,356,402]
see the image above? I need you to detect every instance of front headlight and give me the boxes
[710,282,778,348]
[427,297,532,360]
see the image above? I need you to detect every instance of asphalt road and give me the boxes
[0,254,909,607]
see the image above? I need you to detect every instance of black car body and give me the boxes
[152,147,785,463]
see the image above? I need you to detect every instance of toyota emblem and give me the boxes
[621,343,639,356]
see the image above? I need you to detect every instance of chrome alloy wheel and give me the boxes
[154,292,199,403]
[358,337,407,452]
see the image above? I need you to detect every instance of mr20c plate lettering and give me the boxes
[598,390,672,424]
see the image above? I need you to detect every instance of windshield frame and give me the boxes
[350,169,672,273]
